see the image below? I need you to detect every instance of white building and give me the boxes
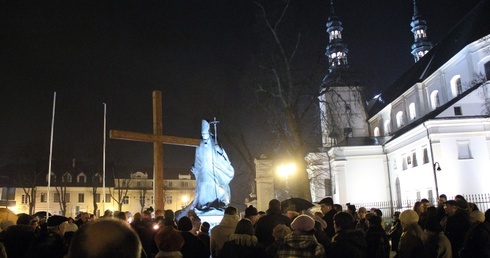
[307,0,490,211]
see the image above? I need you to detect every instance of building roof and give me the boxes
[368,0,490,117]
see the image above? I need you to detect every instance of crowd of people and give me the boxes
[0,194,489,258]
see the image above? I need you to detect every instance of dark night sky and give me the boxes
[0,0,482,177]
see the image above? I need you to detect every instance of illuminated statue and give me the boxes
[176,119,234,218]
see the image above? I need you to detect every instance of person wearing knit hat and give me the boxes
[220,219,267,258]
[245,205,259,225]
[154,225,184,258]
[459,210,490,257]
[177,217,210,258]
[397,210,426,258]
[265,224,292,258]
[277,215,325,258]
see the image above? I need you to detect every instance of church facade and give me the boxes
[307,0,490,210]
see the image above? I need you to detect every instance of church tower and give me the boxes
[411,0,433,62]
[325,0,349,72]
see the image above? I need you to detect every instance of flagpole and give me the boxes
[47,92,56,220]
[102,103,107,213]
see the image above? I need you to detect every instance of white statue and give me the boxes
[176,119,234,218]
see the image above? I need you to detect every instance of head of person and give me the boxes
[358,207,367,219]
[116,211,128,222]
[68,219,141,258]
[200,222,210,234]
[47,215,69,234]
[291,215,315,235]
[347,204,356,215]
[268,199,281,212]
[17,213,33,225]
[225,206,238,216]
[444,200,460,216]
[367,213,382,227]
[485,209,490,223]
[272,224,292,241]
[286,205,299,220]
[424,218,442,236]
[438,194,447,206]
[154,225,184,253]
[103,210,113,217]
[142,210,152,219]
[245,205,259,224]
[79,212,90,223]
[421,199,430,212]
[234,219,255,236]
[333,212,354,232]
[399,210,419,231]
[155,209,164,218]
[469,210,485,226]
[413,201,423,214]
[393,211,401,220]
[177,216,193,232]
[318,197,334,215]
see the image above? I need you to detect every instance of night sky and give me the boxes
[0,0,482,178]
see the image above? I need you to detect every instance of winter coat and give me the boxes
[255,207,291,248]
[442,210,470,257]
[180,231,210,258]
[3,224,37,258]
[424,232,452,258]
[155,251,183,258]
[395,223,427,258]
[460,221,490,258]
[322,209,337,238]
[277,233,325,258]
[388,219,403,252]
[210,214,239,258]
[219,233,267,258]
[365,225,390,258]
[326,229,367,258]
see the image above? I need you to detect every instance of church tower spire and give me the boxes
[411,0,433,62]
[325,0,349,72]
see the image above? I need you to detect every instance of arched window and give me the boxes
[450,75,462,97]
[409,103,417,120]
[396,111,404,128]
[430,90,440,110]
[384,120,391,136]
[373,127,380,137]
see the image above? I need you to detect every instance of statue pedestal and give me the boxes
[199,214,224,231]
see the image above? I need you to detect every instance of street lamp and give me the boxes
[277,163,296,197]
[433,162,442,197]
[181,195,189,209]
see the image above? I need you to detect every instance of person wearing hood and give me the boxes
[276,214,325,258]
[210,206,239,258]
[325,212,367,258]
[220,219,267,258]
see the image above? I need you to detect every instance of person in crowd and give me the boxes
[190,215,201,236]
[485,208,490,223]
[467,203,479,213]
[436,194,447,222]
[3,213,37,258]
[67,218,142,258]
[210,206,239,258]
[255,199,291,248]
[265,224,292,257]
[26,215,70,258]
[318,197,337,238]
[285,205,300,221]
[75,212,90,227]
[346,204,357,220]
[177,216,210,258]
[365,214,390,258]
[396,209,426,258]
[423,219,452,258]
[131,210,157,258]
[196,221,210,251]
[313,211,327,231]
[326,211,366,258]
[459,210,490,258]
[334,204,343,213]
[441,200,470,258]
[277,214,325,258]
[61,221,78,248]
[154,209,164,226]
[116,211,128,222]
[244,205,260,225]
[163,209,178,228]
[388,211,403,254]
[154,225,184,258]
[220,219,267,258]
[101,209,113,218]
[356,206,369,232]
[418,198,431,229]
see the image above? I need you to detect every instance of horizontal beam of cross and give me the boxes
[110,130,200,147]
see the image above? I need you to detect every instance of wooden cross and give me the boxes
[110,90,200,211]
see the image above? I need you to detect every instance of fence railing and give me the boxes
[351,193,490,223]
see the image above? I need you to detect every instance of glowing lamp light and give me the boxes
[277,163,296,179]
[182,195,189,203]
[8,206,17,213]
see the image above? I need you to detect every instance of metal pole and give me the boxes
[47,92,56,219]
[102,103,107,213]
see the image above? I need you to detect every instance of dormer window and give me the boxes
[77,173,87,183]
[396,111,405,128]
[430,90,440,110]
[62,172,72,183]
[409,103,417,120]
[384,120,391,135]
[329,30,342,41]
[450,75,463,97]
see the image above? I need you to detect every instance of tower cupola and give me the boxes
[325,0,349,72]
[411,0,433,62]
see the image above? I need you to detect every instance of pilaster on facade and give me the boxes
[254,156,275,212]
